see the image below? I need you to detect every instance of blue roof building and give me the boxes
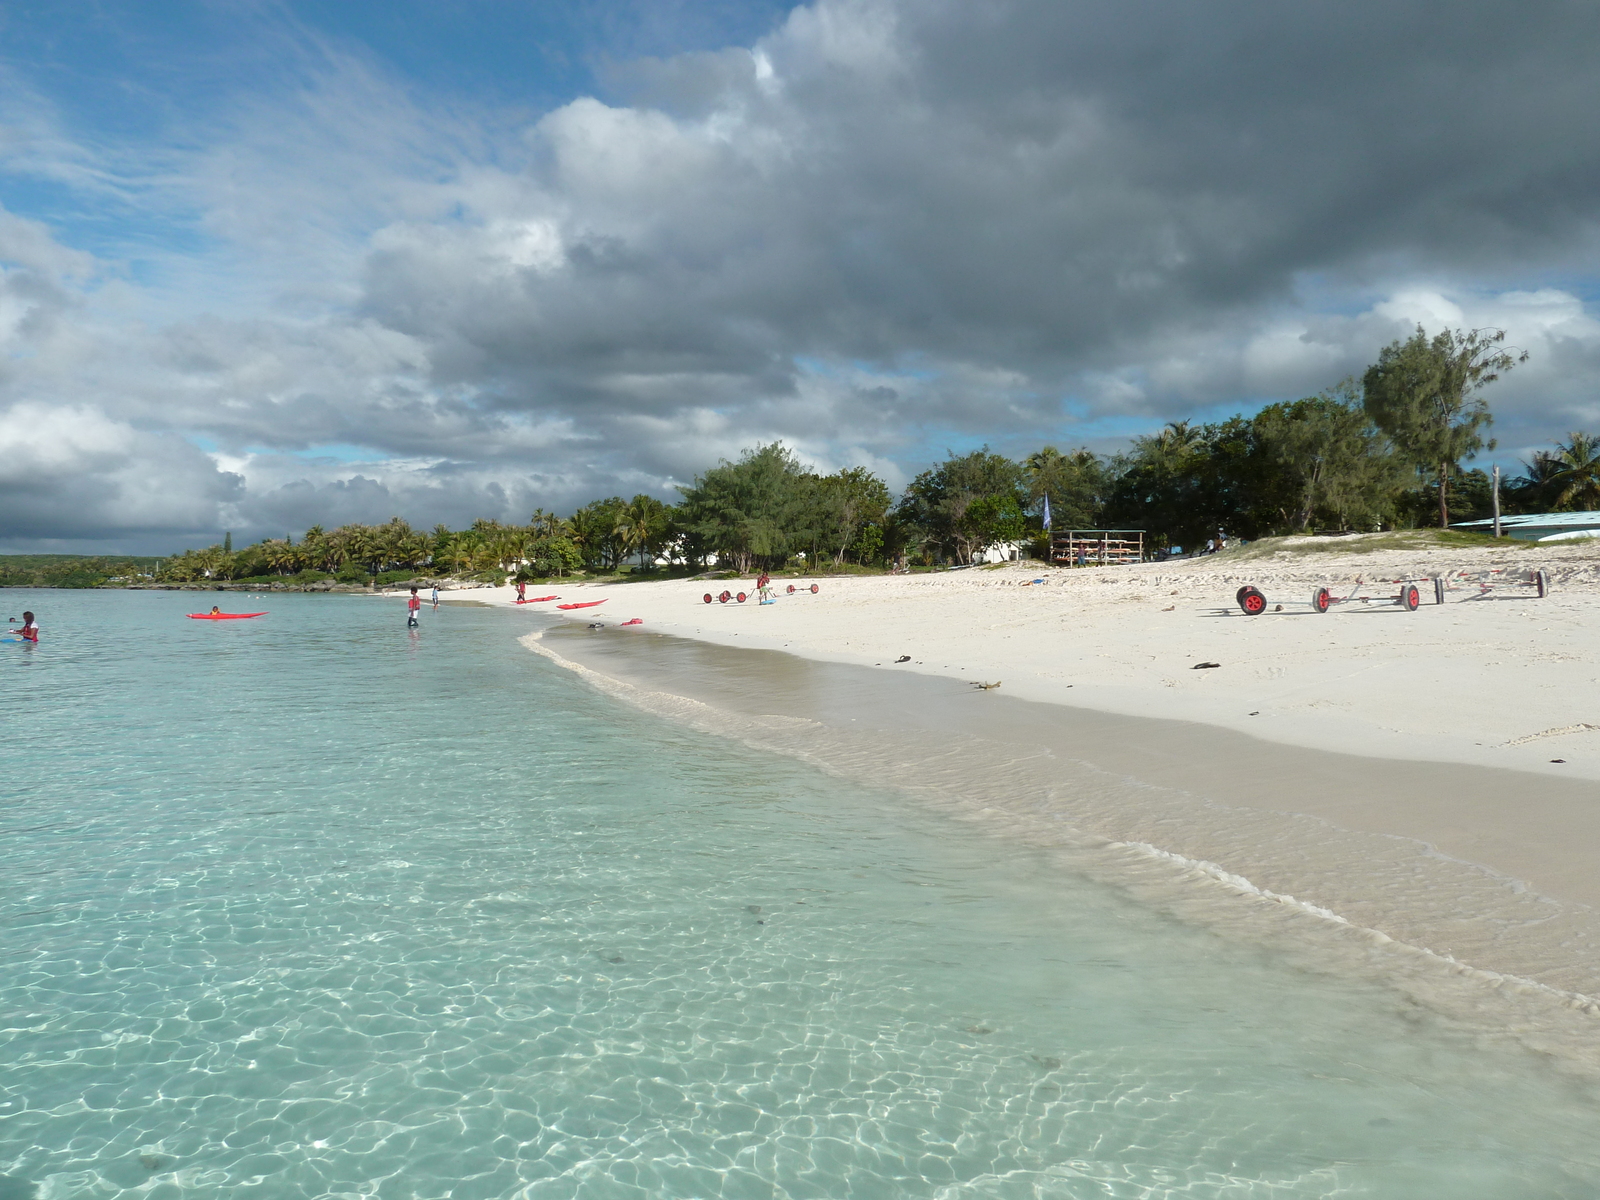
[1452,511,1600,542]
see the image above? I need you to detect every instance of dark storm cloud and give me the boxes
[7,0,1600,547]
[354,0,1600,450]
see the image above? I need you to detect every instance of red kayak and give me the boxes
[515,596,558,604]
[556,600,607,610]
[188,612,267,620]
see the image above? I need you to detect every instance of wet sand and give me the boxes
[521,620,1600,1072]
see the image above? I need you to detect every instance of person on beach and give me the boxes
[756,570,772,602]
[516,579,527,603]
[16,611,38,642]
[407,587,421,628]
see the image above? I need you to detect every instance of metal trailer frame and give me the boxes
[1429,568,1550,604]
[1236,577,1424,616]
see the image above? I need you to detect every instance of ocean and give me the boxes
[2,589,1597,1198]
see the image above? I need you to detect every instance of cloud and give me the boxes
[6,0,1600,548]
[0,403,241,544]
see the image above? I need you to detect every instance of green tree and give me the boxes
[811,468,892,564]
[1361,326,1526,528]
[614,494,673,569]
[570,498,630,570]
[1253,383,1403,531]
[1506,450,1564,513]
[1024,447,1105,530]
[1099,422,1208,550]
[1546,431,1600,510]
[897,448,1026,564]
[677,444,810,572]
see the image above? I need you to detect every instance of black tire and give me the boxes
[736,592,747,603]
[718,591,731,604]
[810,584,820,593]
[1235,585,1252,606]
[1402,585,1420,612]
[703,593,714,604]
[1432,577,1446,606]
[1536,570,1549,598]
[1238,586,1267,616]
[1312,587,1331,614]
[786,584,796,594]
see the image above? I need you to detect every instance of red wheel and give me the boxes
[1238,586,1267,616]
[719,590,731,604]
[786,584,796,594]
[1402,585,1420,612]
[736,592,747,603]
[1312,587,1331,614]
[703,593,713,604]
[809,584,819,593]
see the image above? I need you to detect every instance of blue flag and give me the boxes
[1041,493,1052,531]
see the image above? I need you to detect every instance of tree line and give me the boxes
[152,324,1600,582]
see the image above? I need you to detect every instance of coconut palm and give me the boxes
[1552,431,1600,510]
[344,526,380,579]
[614,495,669,568]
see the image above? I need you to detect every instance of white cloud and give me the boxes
[7,0,1600,549]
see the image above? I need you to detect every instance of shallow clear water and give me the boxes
[2,590,1598,1199]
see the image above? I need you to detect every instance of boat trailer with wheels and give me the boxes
[1235,577,1424,616]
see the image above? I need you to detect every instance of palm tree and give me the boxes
[615,495,668,568]
[1552,431,1600,510]
[261,539,301,575]
[529,508,571,540]
[344,526,380,581]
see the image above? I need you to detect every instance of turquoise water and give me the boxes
[2,591,1598,1199]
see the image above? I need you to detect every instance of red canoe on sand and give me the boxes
[188,612,268,620]
[515,596,558,604]
[556,600,607,610]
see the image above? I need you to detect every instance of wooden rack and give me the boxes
[1050,529,1145,566]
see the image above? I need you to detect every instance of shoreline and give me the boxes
[518,619,1600,1072]
[442,542,1600,1068]
[472,542,1600,781]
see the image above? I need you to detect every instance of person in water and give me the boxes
[17,611,38,642]
[407,587,421,628]
[431,586,439,610]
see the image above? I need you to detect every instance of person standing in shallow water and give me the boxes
[431,585,439,610]
[407,587,421,628]
[16,610,38,642]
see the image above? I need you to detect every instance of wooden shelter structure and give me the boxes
[1050,529,1145,566]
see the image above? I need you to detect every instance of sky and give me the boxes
[3,0,1600,553]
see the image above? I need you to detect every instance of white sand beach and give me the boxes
[462,534,1600,1023]
[488,535,1600,781]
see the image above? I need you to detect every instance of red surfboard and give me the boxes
[555,600,607,610]
[187,612,268,620]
